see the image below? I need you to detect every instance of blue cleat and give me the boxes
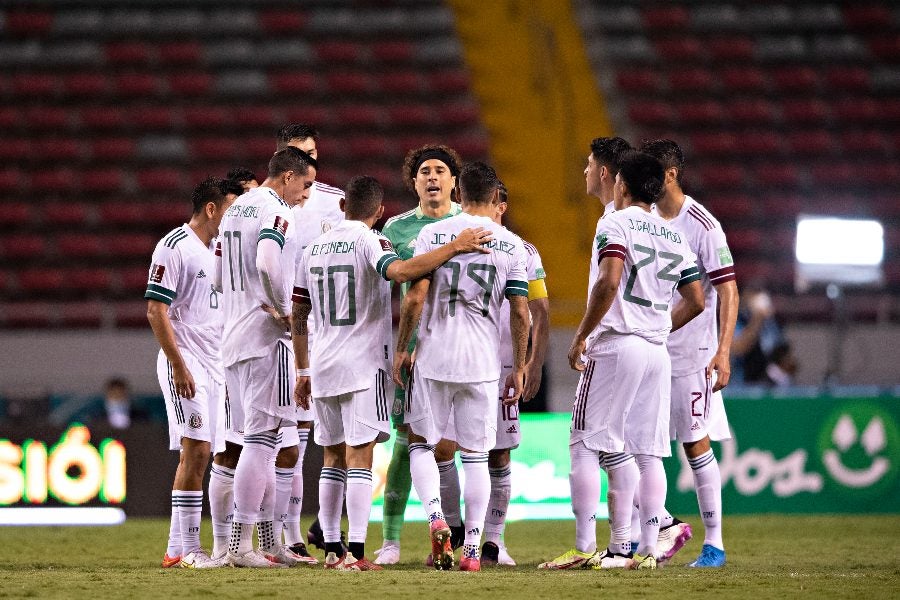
[688,544,726,567]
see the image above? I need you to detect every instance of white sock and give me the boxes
[254,433,279,553]
[409,443,444,524]
[233,431,278,526]
[283,430,308,546]
[485,464,511,545]
[273,466,294,546]
[346,468,374,546]
[689,449,723,550]
[229,521,254,557]
[659,508,674,529]
[209,464,235,558]
[603,452,639,556]
[630,499,641,552]
[460,452,489,553]
[569,441,601,554]
[175,490,203,556]
[437,459,462,528]
[635,454,666,557]
[318,467,347,544]
[167,492,182,557]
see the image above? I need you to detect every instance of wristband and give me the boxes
[296,368,310,378]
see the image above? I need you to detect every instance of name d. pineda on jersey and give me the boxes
[627,218,683,244]
[223,204,260,219]
[309,240,355,256]
[430,232,516,255]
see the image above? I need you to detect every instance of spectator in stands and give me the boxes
[104,377,132,430]
[731,286,786,385]
[764,342,798,388]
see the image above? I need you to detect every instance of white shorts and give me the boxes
[405,370,498,453]
[669,368,732,442]
[569,335,672,457]
[157,350,226,454]
[443,369,521,450]
[314,369,392,447]
[224,339,297,436]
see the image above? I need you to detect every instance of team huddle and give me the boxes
[146,125,735,572]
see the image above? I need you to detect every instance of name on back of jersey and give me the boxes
[224,203,260,219]
[428,232,515,255]
[310,240,355,256]
[627,217,683,244]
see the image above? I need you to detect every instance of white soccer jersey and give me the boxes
[413,213,529,383]
[145,224,223,379]
[653,196,736,376]
[585,205,700,353]
[218,186,298,367]
[293,220,399,397]
[292,180,345,251]
[498,239,545,369]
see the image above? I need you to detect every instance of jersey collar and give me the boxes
[414,201,461,219]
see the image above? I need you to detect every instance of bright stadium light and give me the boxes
[0,507,126,526]
[795,215,884,291]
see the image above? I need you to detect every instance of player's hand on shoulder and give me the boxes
[452,227,492,254]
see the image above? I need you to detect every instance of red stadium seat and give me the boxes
[132,106,177,129]
[880,99,900,124]
[725,229,763,253]
[168,73,215,97]
[81,168,125,193]
[118,267,152,293]
[655,38,704,62]
[642,6,689,30]
[326,72,373,95]
[823,67,870,92]
[842,5,892,29]
[771,66,820,93]
[91,138,136,160]
[372,41,414,63]
[428,69,471,94]
[190,138,239,160]
[336,105,384,128]
[690,132,738,157]
[18,268,66,293]
[5,11,54,35]
[64,269,111,292]
[56,233,104,257]
[59,302,104,328]
[269,72,319,95]
[869,36,900,60]
[258,10,307,33]
[0,107,20,130]
[63,73,109,97]
[675,100,725,124]
[441,101,481,126]
[380,71,425,95]
[753,164,801,188]
[11,74,57,97]
[696,164,745,190]
[781,99,830,124]
[0,168,24,192]
[282,106,334,129]
[738,131,783,156]
[158,42,203,65]
[346,136,390,158]
[866,163,900,186]
[833,97,880,124]
[2,302,53,328]
[0,234,46,259]
[183,106,231,130]
[31,168,77,193]
[44,203,89,226]
[708,37,755,61]
[387,104,431,127]
[627,100,673,126]
[447,135,489,159]
[113,300,151,328]
[144,202,187,225]
[809,161,854,186]
[33,138,82,160]
[0,139,32,160]
[839,130,888,154]
[80,106,127,130]
[23,107,69,129]
[114,73,160,97]
[702,195,754,220]
[787,130,836,155]
[0,203,31,227]
[726,99,778,125]
[136,168,185,192]
[232,105,278,129]
[106,234,157,258]
[615,69,661,94]
[720,67,767,93]
[242,136,277,159]
[105,42,152,65]
[99,203,147,225]
[315,42,363,63]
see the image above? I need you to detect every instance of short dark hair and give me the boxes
[344,175,383,220]
[590,136,632,176]
[276,123,319,150]
[222,178,245,197]
[401,144,462,192]
[617,150,665,205]
[191,176,227,214]
[268,146,316,177]
[458,161,500,205]
[226,166,257,183]
[639,138,685,183]
[497,180,508,203]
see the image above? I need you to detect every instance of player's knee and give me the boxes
[683,436,711,458]
[276,444,300,467]
[488,448,510,469]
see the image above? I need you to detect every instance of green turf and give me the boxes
[1,515,898,599]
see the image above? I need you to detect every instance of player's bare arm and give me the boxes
[392,277,430,388]
[146,299,196,399]
[568,256,624,371]
[709,279,739,391]
[522,296,549,401]
[505,294,530,405]
[290,294,312,410]
[385,227,492,283]
[256,237,291,331]
[671,280,705,333]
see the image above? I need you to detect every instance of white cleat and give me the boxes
[655,519,693,563]
[373,541,400,565]
[227,549,286,568]
[497,545,517,566]
[180,549,230,569]
[264,544,304,567]
[585,548,632,569]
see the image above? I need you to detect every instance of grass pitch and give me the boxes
[1,515,898,599]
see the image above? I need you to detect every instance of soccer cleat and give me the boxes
[459,556,481,572]
[265,544,306,566]
[181,549,230,569]
[627,553,657,570]
[450,525,465,550]
[688,544,726,568]
[537,548,593,570]
[288,542,319,565]
[584,548,632,570]
[480,541,500,565]
[497,545,517,566]
[334,553,384,571]
[373,541,400,565]
[227,549,286,568]
[655,518,693,563]
[429,519,454,571]
[308,519,349,554]
[324,551,345,569]
[161,553,181,568]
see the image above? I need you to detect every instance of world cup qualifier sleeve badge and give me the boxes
[149,264,165,283]
[273,216,289,235]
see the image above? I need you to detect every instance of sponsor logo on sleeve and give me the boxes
[149,264,165,283]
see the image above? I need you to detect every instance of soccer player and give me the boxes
[539,151,704,570]
[146,177,235,568]
[374,144,466,565]
[584,137,632,217]
[642,139,738,568]
[226,167,259,193]
[291,175,491,570]
[436,182,551,567]
[393,161,531,572]
[216,147,316,568]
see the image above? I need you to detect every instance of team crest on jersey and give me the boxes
[189,412,203,429]
[379,238,394,252]
[273,216,289,235]
[149,264,165,283]
[321,221,332,234]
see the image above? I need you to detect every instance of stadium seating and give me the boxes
[0,1,488,327]
[574,0,900,320]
